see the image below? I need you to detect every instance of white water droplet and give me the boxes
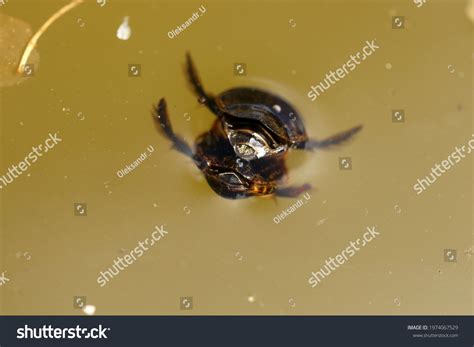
[117,17,131,41]
[83,305,96,315]
[272,104,282,113]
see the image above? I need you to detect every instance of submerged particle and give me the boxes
[316,217,328,226]
[116,16,131,41]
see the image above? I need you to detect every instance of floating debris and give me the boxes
[117,17,132,41]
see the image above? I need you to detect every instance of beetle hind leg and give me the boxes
[185,52,222,116]
[152,98,194,158]
[299,124,362,150]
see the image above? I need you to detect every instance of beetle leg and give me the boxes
[185,52,222,116]
[152,98,194,158]
[275,183,312,198]
[299,124,362,150]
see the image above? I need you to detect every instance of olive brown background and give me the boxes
[0,0,472,315]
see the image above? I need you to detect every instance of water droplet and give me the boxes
[183,206,191,215]
[272,104,282,113]
[83,305,96,315]
[116,16,131,41]
[394,205,402,214]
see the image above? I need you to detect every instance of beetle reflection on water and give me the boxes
[153,53,362,199]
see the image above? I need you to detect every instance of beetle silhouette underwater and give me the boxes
[153,53,362,199]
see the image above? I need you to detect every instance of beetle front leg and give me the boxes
[185,52,223,116]
[152,98,194,158]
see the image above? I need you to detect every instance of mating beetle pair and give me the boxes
[153,53,361,199]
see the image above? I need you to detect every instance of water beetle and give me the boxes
[152,53,362,199]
